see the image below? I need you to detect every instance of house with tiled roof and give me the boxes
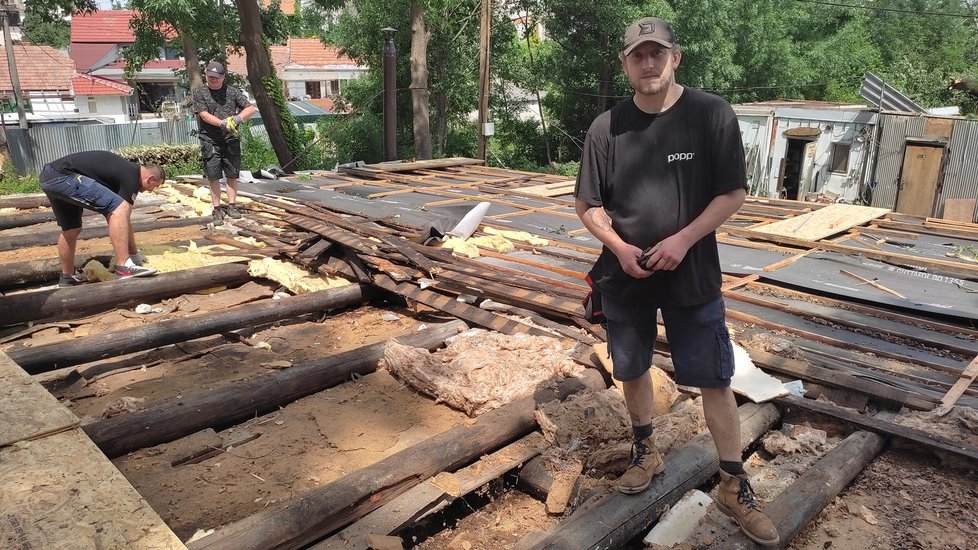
[225,38,365,102]
[0,44,76,124]
[70,9,183,117]
[72,73,135,123]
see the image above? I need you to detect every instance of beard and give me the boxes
[632,71,674,97]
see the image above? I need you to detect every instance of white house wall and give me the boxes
[761,108,876,202]
[737,113,773,196]
[75,95,130,123]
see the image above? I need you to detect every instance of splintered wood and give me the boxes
[383,329,584,416]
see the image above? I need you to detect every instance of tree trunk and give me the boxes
[182,32,204,91]
[84,320,467,458]
[7,284,375,374]
[949,76,978,98]
[0,217,202,253]
[0,263,252,327]
[186,372,602,550]
[410,4,432,160]
[432,58,449,155]
[234,0,296,170]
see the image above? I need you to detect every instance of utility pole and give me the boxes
[476,0,491,160]
[1,0,27,129]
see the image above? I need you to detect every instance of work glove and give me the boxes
[220,116,239,137]
[131,251,148,266]
[233,115,243,124]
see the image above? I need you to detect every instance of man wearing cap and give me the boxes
[192,60,257,225]
[574,17,779,546]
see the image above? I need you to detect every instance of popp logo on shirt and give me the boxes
[667,152,695,163]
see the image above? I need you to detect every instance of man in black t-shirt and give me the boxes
[574,17,778,546]
[40,151,165,286]
[192,60,257,225]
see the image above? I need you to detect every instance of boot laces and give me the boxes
[631,440,651,467]
[736,477,761,511]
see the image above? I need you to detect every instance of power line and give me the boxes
[794,0,978,18]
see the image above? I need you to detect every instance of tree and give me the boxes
[235,0,297,170]
[410,4,432,159]
[21,10,70,48]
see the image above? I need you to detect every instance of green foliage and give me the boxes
[113,144,202,178]
[21,11,70,49]
[322,111,386,166]
[239,126,280,171]
[0,163,39,196]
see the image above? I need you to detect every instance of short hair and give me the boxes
[146,164,166,182]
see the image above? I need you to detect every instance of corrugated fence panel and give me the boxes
[871,114,926,209]
[938,119,978,222]
[6,119,198,174]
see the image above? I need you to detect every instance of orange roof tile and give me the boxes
[0,45,74,92]
[287,38,356,67]
[225,45,290,76]
[72,73,133,96]
[261,0,296,15]
[71,10,136,43]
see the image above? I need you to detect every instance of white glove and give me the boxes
[131,251,148,266]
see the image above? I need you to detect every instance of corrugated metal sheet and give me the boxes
[870,115,926,209]
[938,118,978,221]
[860,72,925,113]
[6,118,198,174]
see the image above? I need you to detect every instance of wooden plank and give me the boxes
[345,157,484,173]
[938,355,978,411]
[318,433,547,549]
[0,352,78,448]
[777,395,978,462]
[749,203,890,241]
[187,375,599,550]
[942,198,977,223]
[518,180,576,197]
[0,429,186,549]
[744,348,936,411]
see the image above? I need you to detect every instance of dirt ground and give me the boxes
[4,223,976,548]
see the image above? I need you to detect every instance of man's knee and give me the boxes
[108,201,132,218]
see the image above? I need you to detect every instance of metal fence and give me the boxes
[5,118,199,174]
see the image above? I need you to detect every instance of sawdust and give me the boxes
[383,329,584,416]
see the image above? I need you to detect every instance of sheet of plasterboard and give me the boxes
[750,203,890,241]
[0,352,78,447]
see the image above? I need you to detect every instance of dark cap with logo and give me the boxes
[622,17,676,55]
[205,61,226,77]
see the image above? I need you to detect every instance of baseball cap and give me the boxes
[205,61,226,77]
[622,17,676,56]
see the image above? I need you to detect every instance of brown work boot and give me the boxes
[715,469,780,546]
[617,437,665,494]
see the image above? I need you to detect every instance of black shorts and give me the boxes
[201,140,241,180]
[39,165,125,231]
[602,293,734,388]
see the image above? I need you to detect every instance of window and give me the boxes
[88,97,97,113]
[305,81,322,99]
[830,143,850,173]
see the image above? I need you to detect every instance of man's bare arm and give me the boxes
[575,199,650,278]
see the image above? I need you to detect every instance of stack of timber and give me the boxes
[1,157,977,549]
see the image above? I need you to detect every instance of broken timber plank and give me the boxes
[518,403,780,549]
[7,284,376,374]
[745,348,937,411]
[0,262,252,327]
[936,355,978,413]
[317,432,548,549]
[777,395,978,462]
[748,204,890,241]
[187,372,603,550]
[715,431,885,549]
[83,321,466,458]
[372,275,548,337]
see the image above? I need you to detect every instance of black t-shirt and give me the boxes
[48,151,142,204]
[575,88,747,306]
[192,84,250,144]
